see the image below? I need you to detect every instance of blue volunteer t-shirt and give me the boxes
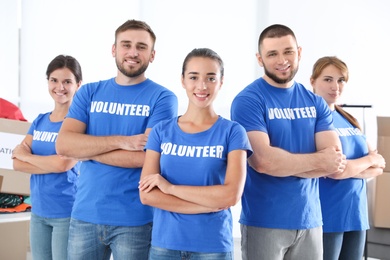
[28,112,79,218]
[231,77,334,229]
[320,110,369,232]
[67,77,178,226]
[146,116,252,253]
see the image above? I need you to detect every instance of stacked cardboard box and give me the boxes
[0,118,31,260]
[372,117,390,228]
[0,118,31,195]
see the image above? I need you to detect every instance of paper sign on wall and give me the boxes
[0,132,24,170]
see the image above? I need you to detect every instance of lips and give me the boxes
[195,93,208,98]
[54,92,66,96]
[276,65,290,71]
[125,58,139,64]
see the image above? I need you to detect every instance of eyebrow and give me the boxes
[266,47,294,54]
[120,40,148,46]
[187,72,217,75]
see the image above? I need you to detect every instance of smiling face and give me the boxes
[181,57,223,110]
[48,67,80,105]
[311,64,347,110]
[257,35,301,88]
[112,29,155,83]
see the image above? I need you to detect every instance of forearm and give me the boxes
[13,154,77,174]
[13,159,47,174]
[167,184,240,209]
[56,132,125,158]
[92,150,145,168]
[353,167,384,179]
[140,188,219,214]
[328,156,377,180]
[295,169,333,178]
[249,148,323,177]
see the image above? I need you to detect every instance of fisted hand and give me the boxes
[369,150,386,169]
[139,173,172,194]
[319,145,347,175]
[11,142,32,162]
[122,133,149,151]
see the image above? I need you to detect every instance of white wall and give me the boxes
[2,0,390,238]
[0,0,20,105]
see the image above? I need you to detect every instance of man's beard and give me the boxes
[264,64,298,84]
[116,59,149,78]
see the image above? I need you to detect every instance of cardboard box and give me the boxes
[0,118,31,195]
[377,116,390,172]
[370,172,390,228]
[369,116,390,228]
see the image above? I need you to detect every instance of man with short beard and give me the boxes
[231,24,347,260]
[56,19,178,260]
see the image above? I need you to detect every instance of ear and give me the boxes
[310,78,316,93]
[181,75,186,89]
[149,50,156,63]
[256,53,264,67]
[77,81,82,90]
[219,76,224,89]
[111,43,116,57]
[297,46,302,62]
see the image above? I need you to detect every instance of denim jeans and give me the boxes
[30,212,71,260]
[149,246,233,260]
[241,224,323,260]
[323,231,366,260]
[67,218,152,260]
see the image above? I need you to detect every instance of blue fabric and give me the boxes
[231,78,334,229]
[30,213,71,260]
[67,218,152,260]
[66,78,178,226]
[28,113,79,218]
[145,116,252,253]
[320,111,369,233]
[149,246,233,260]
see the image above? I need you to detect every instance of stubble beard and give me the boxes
[116,58,149,78]
[264,64,299,85]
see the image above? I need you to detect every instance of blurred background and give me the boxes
[1,0,389,238]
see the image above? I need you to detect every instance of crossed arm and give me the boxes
[247,130,347,178]
[55,118,149,168]
[139,149,247,214]
[329,142,385,180]
[12,135,78,174]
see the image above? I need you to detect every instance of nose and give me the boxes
[277,54,287,64]
[196,81,207,90]
[331,82,339,91]
[129,47,139,57]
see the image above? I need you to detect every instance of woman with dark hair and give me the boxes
[139,48,252,260]
[12,54,82,260]
[311,56,386,260]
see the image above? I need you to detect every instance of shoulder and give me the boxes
[218,117,246,132]
[153,117,177,129]
[31,112,50,126]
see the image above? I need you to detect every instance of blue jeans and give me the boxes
[30,212,71,260]
[323,231,366,260]
[67,218,152,260]
[149,246,233,260]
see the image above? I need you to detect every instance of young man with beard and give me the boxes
[230,24,347,260]
[56,19,178,259]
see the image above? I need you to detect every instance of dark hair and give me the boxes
[258,24,297,53]
[115,19,156,49]
[46,55,83,83]
[311,56,361,130]
[181,48,224,78]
